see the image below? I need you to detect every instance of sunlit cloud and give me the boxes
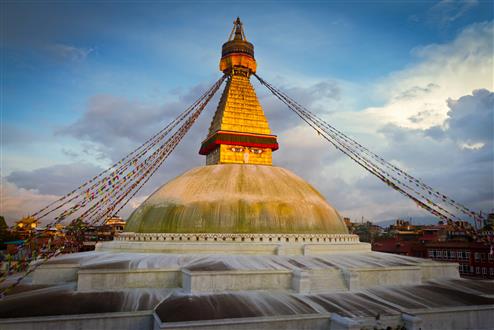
[364,21,493,130]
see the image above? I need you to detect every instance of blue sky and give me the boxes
[2,1,493,223]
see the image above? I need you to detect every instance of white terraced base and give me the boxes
[1,238,493,330]
[31,251,458,293]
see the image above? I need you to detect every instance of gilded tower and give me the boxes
[199,18,278,165]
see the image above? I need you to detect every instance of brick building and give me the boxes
[366,218,494,279]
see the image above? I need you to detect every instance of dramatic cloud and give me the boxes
[365,21,493,130]
[322,89,493,221]
[442,89,493,149]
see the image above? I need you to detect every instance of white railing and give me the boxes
[115,232,360,244]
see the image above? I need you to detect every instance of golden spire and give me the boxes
[219,17,257,75]
[229,17,247,41]
[199,18,278,165]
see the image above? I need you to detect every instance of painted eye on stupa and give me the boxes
[230,147,244,152]
[250,148,263,154]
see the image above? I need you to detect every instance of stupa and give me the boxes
[1,18,492,330]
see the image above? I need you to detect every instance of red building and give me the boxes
[425,241,494,278]
[370,219,494,279]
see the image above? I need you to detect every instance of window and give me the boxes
[476,267,480,274]
[489,253,493,262]
[457,251,464,260]
[490,268,494,276]
[428,250,434,258]
[475,252,480,261]
[482,267,487,275]
[466,251,471,259]
[470,266,474,273]
[449,251,456,259]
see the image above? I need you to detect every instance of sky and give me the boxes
[1,0,493,225]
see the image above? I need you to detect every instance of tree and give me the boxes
[0,216,17,249]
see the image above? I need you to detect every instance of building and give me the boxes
[1,19,493,330]
[104,216,126,232]
[371,219,494,279]
[426,241,494,278]
[0,216,126,274]
[13,216,38,240]
[344,217,383,243]
[78,216,126,251]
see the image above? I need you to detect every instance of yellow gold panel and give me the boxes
[204,70,275,166]
[208,74,271,136]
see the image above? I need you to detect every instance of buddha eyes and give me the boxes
[229,147,263,154]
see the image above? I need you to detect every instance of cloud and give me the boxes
[443,89,493,148]
[427,0,479,28]
[129,195,148,209]
[57,79,220,162]
[45,43,94,62]
[364,21,493,130]
[6,162,103,195]
[2,125,35,146]
[61,148,79,159]
[332,88,493,221]
[2,161,142,223]
[56,94,176,162]
[0,179,59,225]
[377,120,493,210]
[395,83,440,101]
[257,79,342,132]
